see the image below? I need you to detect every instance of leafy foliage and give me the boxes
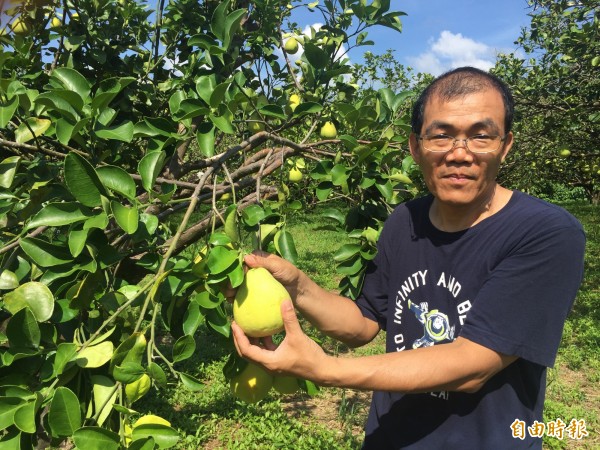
[494,0,600,203]
[0,0,416,447]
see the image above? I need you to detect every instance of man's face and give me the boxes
[409,89,513,208]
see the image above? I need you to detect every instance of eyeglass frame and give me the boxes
[417,133,508,154]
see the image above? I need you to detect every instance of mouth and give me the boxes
[443,173,474,180]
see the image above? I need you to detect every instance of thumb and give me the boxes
[244,250,272,269]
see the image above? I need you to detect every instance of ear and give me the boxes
[500,132,514,162]
[409,133,421,163]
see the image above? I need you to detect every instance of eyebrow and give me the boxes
[423,118,501,135]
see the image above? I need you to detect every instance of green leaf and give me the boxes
[20,237,73,267]
[72,426,120,450]
[75,341,114,368]
[3,281,54,322]
[182,302,204,336]
[209,82,231,109]
[0,96,18,128]
[6,307,40,349]
[94,121,134,142]
[90,375,118,427]
[110,332,146,374]
[321,207,345,226]
[68,228,89,257]
[210,110,235,134]
[52,342,78,377]
[111,201,139,234]
[64,152,108,207]
[206,305,230,337]
[91,76,135,112]
[259,104,286,120]
[27,202,92,230]
[303,43,329,69]
[206,247,238,274]
[210,0,230,42]
[131,424,180,449]
[241,204,265,227]
[275,230,298,264]
[0,156,20,189]
[51,67,91,100]
[0,270,19,290]
[127,438,157,450]
[291,101,322,118]
[138,151,166,193]
[178,372,205,392]
[14,117,52,143]
[48,387,82,437]
[196,75,216,105]
[112,362,145,384]
[0,398,24,431]
[172,335,196,363]
[14,399,38,433]
[97,165,137,199]
[35,90,82,121]
[316,181,333,201]
[333,243,362,262]
[56,117,90,145]
[148,363,167,387]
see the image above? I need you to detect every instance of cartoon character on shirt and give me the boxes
[408,300,455,348]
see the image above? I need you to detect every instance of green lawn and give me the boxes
[137,201,599,450]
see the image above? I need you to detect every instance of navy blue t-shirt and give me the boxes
[355,191,585,449]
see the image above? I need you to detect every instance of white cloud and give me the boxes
[407,30,496,76]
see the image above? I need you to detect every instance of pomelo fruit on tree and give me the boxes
[283,37,299,54]
[230,362,273,403]
[288,167,303,183]
[273,375,300,394]
[319,121,337,139]
[233,267,290,337]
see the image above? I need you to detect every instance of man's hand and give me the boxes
[231,299,331,383]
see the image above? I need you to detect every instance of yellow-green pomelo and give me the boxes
[288,167,303,183]
[230,363,273,403]
[319,121,337,139]
[11,18,30,35]
[283,37,299,54]
[233,267,289,337]
[273,375,300,394]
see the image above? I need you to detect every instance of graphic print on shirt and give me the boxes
[408,300,455,348]
[391,270,472,400]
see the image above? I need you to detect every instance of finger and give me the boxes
[243,250,271,269]
[280,299,302,336]
[231,321,249,356]
[261,335,278,351]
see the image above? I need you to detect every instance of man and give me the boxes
[231,67,586,449]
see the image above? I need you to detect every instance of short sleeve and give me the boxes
[460,222,585,367]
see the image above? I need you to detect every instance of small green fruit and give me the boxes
[233,267,289,337]
[288,93,301,111]
[284,37,299,54]
[248,113,265,133]
[230,363,273,403]
[51,17,62,28]
[11,18,30,35]
[319,121,337,139]
[273,376,300,394]
[288,167,303,183]
[559,149,571,157]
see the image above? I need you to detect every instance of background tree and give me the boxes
[0,0,417,447]
[494,0,600,204]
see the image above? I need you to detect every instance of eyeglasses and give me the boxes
[418,134,507,154]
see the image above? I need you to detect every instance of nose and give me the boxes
[445,140,472,162]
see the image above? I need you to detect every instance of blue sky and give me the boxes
[293,0,533,75]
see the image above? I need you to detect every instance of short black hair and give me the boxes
[411,67,514,135]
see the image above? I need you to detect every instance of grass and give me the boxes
[137,201,599,450]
